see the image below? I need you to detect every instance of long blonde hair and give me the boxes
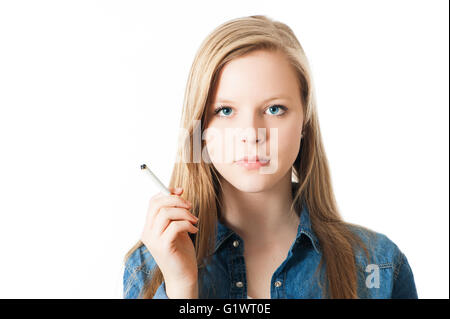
[124,14,373,299]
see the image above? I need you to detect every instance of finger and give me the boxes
[153,207,198,236]
[147,191,192,227]
[161,220,199,243]
[149,190,169,203]
[169,187,184,195]
[152,193,191,214]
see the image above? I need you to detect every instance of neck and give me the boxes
[218,171,300,244]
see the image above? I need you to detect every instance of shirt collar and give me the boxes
[213,182,321,255]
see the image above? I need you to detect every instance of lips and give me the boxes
[235,156,270,163]
[234,156,270,170]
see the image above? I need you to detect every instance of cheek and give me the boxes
[268,124,302,165]
[204,129,232,164]
[281,138,301,165]
[205,137,236,179]
[205,137,220,163]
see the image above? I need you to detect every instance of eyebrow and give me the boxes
[214,95,292,105]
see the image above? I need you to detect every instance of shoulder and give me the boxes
[123,244,157,298]
[345,223,403,266]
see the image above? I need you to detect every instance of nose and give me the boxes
[237,112,267,145]
[239,129,266,144]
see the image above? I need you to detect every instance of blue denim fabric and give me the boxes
[123,184,418,299]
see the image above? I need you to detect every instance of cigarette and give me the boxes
[140,164,171,195]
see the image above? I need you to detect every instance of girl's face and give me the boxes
[204,49,304,192]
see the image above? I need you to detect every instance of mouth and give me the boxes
[234,156,270,170]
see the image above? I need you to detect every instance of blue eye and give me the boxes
[266,105,287,115]
[214,106,233,117]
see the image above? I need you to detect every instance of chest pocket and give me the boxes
[356,262,395,298]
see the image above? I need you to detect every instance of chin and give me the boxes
[224,170,280,193]
[231,181,270,193]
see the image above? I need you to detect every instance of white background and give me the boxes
[0,0,448,299]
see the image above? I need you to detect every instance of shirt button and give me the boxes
[274,281,282,288]
[233,240,240,247]
[235,281,244,288]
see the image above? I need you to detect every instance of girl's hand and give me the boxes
[140,187,199,298]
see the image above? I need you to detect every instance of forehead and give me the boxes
[212,50,300,103]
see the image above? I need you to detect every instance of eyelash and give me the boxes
[213,104,288,117]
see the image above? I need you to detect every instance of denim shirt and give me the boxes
[123,193,418,299]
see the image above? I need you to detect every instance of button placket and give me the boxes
[233,240,243,290]
[228,235,246,298]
